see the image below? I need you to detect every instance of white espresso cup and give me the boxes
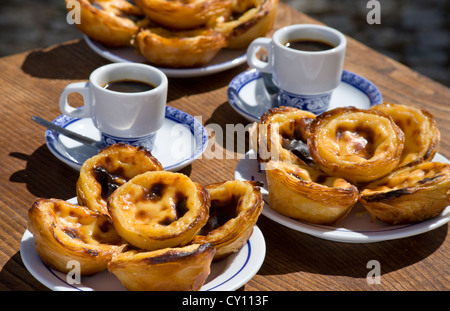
[59,63,168,150]
[247,24,346,114]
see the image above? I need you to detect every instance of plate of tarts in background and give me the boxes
[72,0,279,77]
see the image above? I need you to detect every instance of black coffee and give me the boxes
[284,39,335,52]
[103,79,156,93]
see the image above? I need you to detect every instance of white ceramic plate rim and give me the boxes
[227,69,383,122]
[235,151,450,243]
[85,35,247,78]
[20,200,266,291]
[45,106,208,171]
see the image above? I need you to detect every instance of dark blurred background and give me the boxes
[0,0,448,86]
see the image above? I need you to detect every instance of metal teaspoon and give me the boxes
[32,116,104,150]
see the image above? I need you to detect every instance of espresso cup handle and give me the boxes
[59,82,91,119]
[246,37,273,73]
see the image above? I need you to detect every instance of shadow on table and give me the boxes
[9,145,78,200]
[21,40,109,80]
[203,101,253,158]
[20,39,248,103]
[257,216,448,280]
[0,252,48,291]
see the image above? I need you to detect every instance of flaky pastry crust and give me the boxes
[69,0,144,47]
[108,171,210,251]
[28,198,125,275]
[134,0,232,30]
[265,161,358,225]
[108,243,215,291]
[76,143,163,216]
[370,102,440,168]
[192,180,263,260]
[135,27,227,68]
[214,0,279,49]
[359,161,450,225]
[250,106,316,166]
[307,106,405,183]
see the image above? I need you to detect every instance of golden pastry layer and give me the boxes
[307,107,405,183]
[77,143,163,216]
[69,0,144,47]
[214,0,279,49]
[135,27,227,68]
[370,102,440,168]
[27,144,265,290]
[108,170,210,250]
[68,0,278,67]
[108,243,215,291]
[360,161,450,224]
[265,161,358,224]
[192,180,263,260]
[28,198,125,275]
[134,0,232,30]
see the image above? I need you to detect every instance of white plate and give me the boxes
[85,35,247,78]
[227,69,383,122]
[20,197,266,291]
[45,106,208,172]
[235,150,450,243]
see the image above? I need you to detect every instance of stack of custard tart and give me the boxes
[251,103,449,226]
[67,0,278,68]
[28,143,263,291]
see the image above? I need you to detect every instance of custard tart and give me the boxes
[307,107,405,183]
[192,180,263,260]
[68,0,144,47]
[28,198,125,275]
[134,0,232,30]
[135,26,227,68]
[370,102,440,168]
[265,161,358,225]
[360,161,450,225]
[250,106,316,166]
[108,243,215,291]
[108,171,210,251]
[214,0,279,49]
[77,143,163,216]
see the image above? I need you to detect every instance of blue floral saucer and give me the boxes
[227,69,383,122]
[45,106,208,171]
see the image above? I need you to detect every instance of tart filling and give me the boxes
[76,143,163,216]
[192,180,263,260]
[307,107,405,183]
[370,102,440,168]
[108,171,210,250]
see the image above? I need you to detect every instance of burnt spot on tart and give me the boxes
[199,195,240,235]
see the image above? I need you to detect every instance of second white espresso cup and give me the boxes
[247,24,346,114]
[59,63,168,150]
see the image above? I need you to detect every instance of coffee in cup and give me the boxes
[59,63,168,150]
[247,24,346,114]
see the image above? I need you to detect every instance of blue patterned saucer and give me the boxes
[45,106,208,171]
[227,69,383,122]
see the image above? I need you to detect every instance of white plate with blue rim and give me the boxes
[85,35,247,78]
[235,150,450,243]
[45,106,208,172]
[20,198,265,291]
[227,69,383,122]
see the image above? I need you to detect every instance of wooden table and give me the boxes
[0,3,448,292]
